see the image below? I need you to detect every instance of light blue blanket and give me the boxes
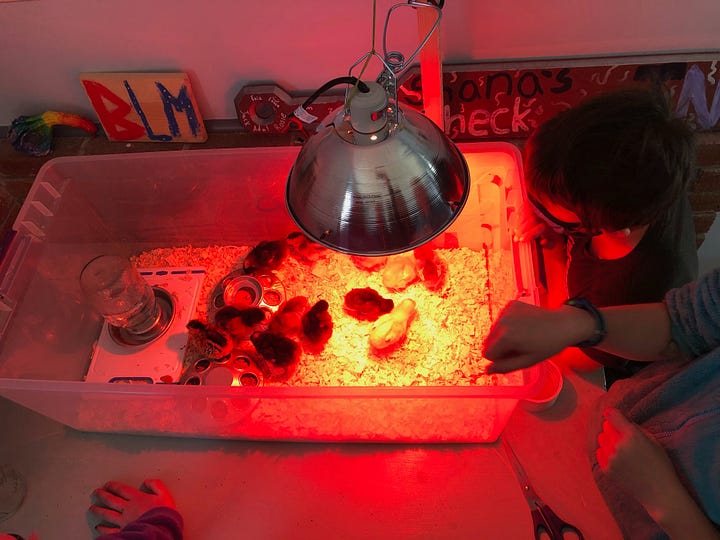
[588,267,720,539]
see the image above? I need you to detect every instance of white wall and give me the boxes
[2,0,719,125]
[2,0,718,264]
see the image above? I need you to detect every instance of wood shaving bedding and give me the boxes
[132,244,520,388]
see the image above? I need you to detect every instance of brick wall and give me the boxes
[0,129,718,247]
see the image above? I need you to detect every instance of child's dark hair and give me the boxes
[523,85,696,232]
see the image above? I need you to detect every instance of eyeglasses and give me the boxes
[527,194,598,238]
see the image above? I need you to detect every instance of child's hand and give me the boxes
[89,479,176,535]
[512,199,571,249]
[598,408,720,540]
[483,301,589,372]
[596,408,677,513]
[511,201,547,243]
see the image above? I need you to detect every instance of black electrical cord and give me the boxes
[301,77,369,109]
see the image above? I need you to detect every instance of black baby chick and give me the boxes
[343,287,394,321]
[243,239,288,274]
[250,331,301,382]
[301,300,333,352]
[214,306,267,343]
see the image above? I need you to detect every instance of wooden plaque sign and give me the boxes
[399,55,720,141]
[235,53,720,141]
[80,72,207,143]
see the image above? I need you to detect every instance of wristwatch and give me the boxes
[564,297,607,348]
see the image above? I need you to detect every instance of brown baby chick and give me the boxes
[268,296,309,336]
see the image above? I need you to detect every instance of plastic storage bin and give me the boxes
[0,143,542,442]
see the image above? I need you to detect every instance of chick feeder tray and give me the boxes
[84,268,205,384]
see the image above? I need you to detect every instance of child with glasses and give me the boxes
[518,85,699,384]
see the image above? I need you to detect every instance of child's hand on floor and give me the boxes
[89,479,176,535]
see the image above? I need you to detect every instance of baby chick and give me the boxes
[250,331,301,382]
[214,306,267,343]
[286,231,329,264]
[343,287,394,321]
[243,239,288,274]
[301,300,333,352]
[369,298,417,351]
[268,296,309,336]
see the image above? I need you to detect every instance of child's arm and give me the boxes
[597,408,720,539]
[483,300,679,373]
[592,303,678,361]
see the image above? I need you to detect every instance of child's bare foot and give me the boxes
[89,479,175,535]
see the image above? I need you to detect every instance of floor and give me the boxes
[0,365,621,540]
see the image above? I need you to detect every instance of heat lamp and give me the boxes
[286,1,470,256]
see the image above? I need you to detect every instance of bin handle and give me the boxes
[0,232,31,339]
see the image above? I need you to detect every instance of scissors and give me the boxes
[500,437,584,540]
